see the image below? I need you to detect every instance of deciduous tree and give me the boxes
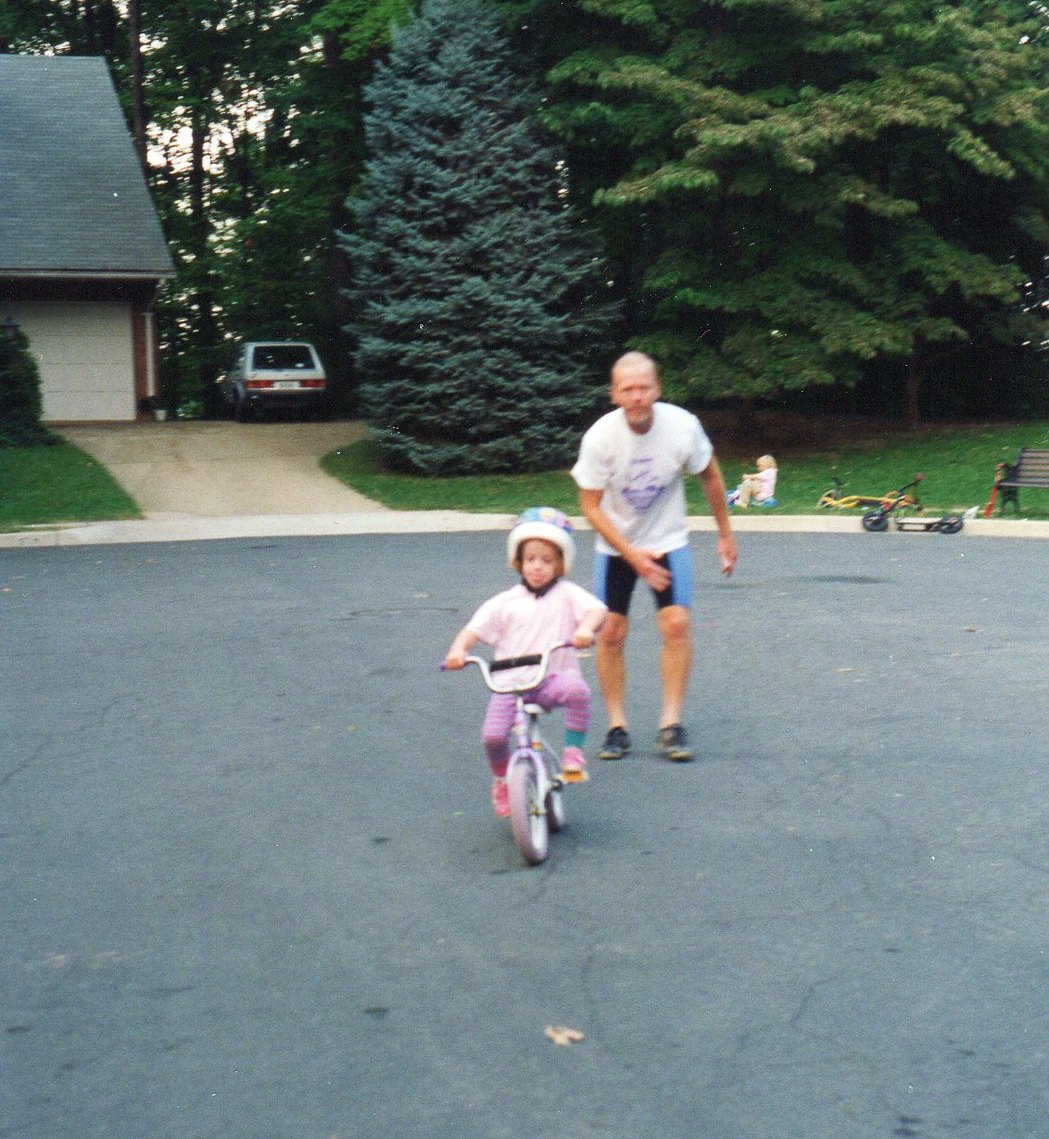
[539,0,1049,424]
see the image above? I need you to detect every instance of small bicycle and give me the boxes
[817,475,922,513]
[444,641,583,866]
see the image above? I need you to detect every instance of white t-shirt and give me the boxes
[571,402,713,556]
[467,578,605,687]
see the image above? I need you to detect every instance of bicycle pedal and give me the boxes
[559,769,589,784]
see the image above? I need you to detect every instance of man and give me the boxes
[571,351,737,762]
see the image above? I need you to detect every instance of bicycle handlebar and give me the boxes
[489,652,542,672]
[441,641,574,695]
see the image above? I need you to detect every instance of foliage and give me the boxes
[4,0,1049,430]
[308,0,416,63]
[0,326,55,447]
[2,0,386,414]
[338,0,619,475]
[535,0,1049,421]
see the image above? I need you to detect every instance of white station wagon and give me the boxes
[218,341,328,421]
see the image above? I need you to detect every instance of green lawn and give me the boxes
[0,441,140,531]
[322,421,1049,520]
[5,419,1048,532]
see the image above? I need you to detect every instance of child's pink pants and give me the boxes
[481,672,590,776]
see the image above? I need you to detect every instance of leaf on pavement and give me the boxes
[544,1025,585,1046]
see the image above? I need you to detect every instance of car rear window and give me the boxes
[251,345,316,370]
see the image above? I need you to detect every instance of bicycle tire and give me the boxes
[863,510,889,532]
[508,755,548,866]
[545,772,566,834]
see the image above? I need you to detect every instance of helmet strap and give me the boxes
[521,575,560,598]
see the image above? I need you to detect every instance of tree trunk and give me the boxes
[905,344,924,429]
[736,395,758,440]
[127,0,148,175]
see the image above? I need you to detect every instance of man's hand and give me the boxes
[717,533,738,577]
[628,548,671,592]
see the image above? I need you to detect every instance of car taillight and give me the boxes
[301,380,326,389]
[245,380,272,390]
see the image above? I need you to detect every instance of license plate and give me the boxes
[272,381,300,390]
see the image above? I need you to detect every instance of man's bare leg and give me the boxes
[656,605,691,729]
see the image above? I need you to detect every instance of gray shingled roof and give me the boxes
[0,54,174,277]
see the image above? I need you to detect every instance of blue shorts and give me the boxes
[592,546,693,617]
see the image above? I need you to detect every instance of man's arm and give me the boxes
[698,457,738,577]
[577,487,672,591]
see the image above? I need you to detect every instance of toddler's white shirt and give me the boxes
[467,579,604,688]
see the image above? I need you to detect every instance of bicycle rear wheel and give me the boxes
[508,754,549,865]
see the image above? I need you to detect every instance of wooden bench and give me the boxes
[983,447,1049,516]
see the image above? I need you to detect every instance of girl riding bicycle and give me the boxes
[443,507,607,817]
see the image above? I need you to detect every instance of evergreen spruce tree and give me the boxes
[338,0,619,475]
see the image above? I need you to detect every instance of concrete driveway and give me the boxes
[57,419,384,518]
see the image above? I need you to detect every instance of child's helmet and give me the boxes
[507,506,576,574]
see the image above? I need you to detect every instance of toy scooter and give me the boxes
[862,474,964,534]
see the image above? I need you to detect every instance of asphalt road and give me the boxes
[2,530,1048,1139]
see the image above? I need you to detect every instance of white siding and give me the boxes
[6,302,136,422]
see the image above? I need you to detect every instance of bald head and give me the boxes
[610,352,660,433]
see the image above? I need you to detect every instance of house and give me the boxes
[0,54,175,422]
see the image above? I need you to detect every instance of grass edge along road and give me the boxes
[0,440,139,532]
[4,418,1049,531]
[321,422,1049,521]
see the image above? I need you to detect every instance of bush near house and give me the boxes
[0,325,56,447]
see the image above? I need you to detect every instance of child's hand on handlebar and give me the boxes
[443,653,467,670]
[571,631,594,649]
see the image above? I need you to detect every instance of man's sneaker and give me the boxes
[657,724,692,763]
[598,726,631,761]
[491,777,510,817]
[561,746,588,782]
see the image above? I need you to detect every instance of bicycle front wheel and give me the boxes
[508,755,549,866]
[545,777,566,834]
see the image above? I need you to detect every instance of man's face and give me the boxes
[610,360,660,433]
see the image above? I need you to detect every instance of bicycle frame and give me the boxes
[817,475,922,512]
[448,641,575,865]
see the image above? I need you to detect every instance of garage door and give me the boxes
[12,302,136,422]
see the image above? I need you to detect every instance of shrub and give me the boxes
[0,324,55,447]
